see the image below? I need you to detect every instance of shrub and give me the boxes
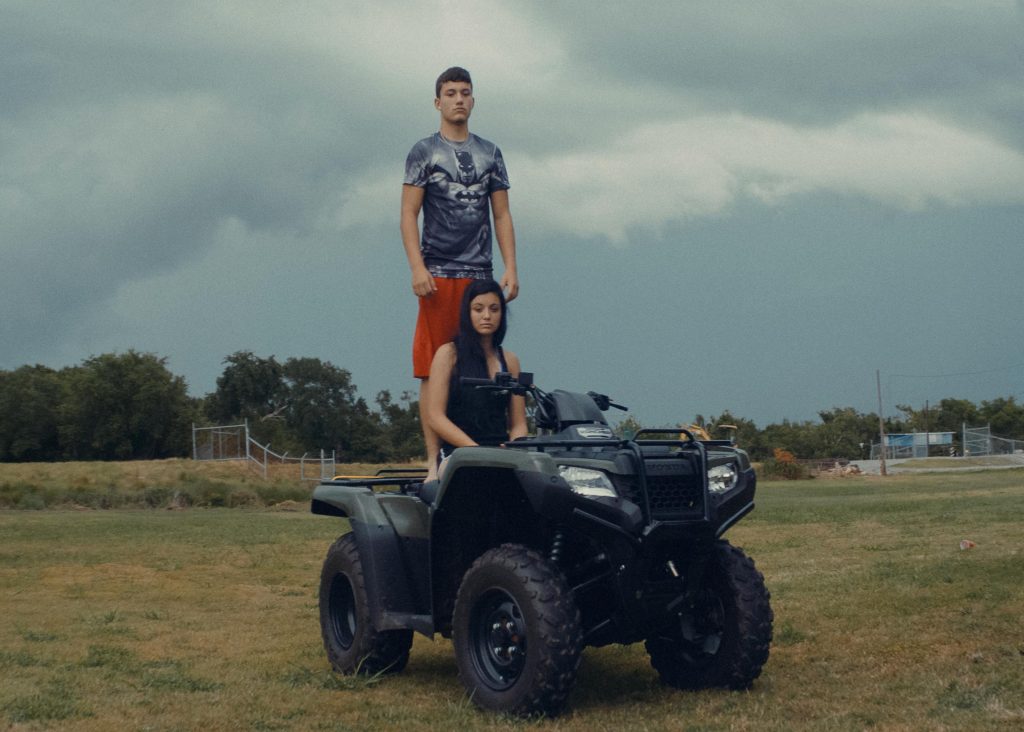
[227,489,261,508]
[142,486,173,508]
[188,480,230,507]
[15,491,46,510]
[756,447,812,480]
[0,481,31,508]
[255,483,313,506]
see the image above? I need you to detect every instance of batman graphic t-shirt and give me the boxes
[404,133,510,279]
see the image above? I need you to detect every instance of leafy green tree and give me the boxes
[897,398,977,435]
[0,365,64,461]
[375,390,424,461]
[758,418,820,460]
[58,351,195,460]
[613,414,644,439]
[931,398,977,433]
[205,351,285,425]
[979,397,1024,439]
[816,407,879,459]
[205,353,393,462]
[702,411,761,450]
[280,356,382,461]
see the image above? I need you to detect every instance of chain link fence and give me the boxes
[192,421,335,481]
[870,424,1023,460]
[962,424,1024,457]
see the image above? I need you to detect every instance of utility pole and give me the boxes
[924,399,929,458]
[876,369,888,476]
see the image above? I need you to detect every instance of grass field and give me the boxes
[1,464,1022,730]
[0,458,413,510]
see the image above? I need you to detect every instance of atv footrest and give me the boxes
[417,480,441,505]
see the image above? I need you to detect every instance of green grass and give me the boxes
[0,458,423,510]
[895,455,1024,469]
[0,469,1022,729]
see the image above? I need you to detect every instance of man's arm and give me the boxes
[491,188,518,301]
[401,184,436,297]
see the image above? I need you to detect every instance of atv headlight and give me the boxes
[559,466,617,499]
[707,463,738,495]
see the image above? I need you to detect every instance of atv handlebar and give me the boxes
[587,391,627,412]
[459,372,628,428]
[459,371,533,395]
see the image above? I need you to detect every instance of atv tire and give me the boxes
[319,533,413,675]
[646,540,772,690]
[453,544,583,717]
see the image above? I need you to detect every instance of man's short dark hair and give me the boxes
[436,66,472,98]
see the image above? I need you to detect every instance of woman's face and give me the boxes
[469,292,502,336]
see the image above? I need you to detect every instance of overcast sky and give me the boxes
[3,1,1023,430]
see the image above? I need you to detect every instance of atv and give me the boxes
[311,372,772,717]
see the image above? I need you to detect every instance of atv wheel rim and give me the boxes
[678,591,724,663]
[328,573,357,651]
[470,589,527,691]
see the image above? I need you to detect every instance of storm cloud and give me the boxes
[3,1,1022,427]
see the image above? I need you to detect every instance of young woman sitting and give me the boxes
[425,279,528,478]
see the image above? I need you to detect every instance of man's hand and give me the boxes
[500,270,519,302]
[412,265,437,297]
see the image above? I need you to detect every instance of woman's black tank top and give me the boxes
[442,348,511,451]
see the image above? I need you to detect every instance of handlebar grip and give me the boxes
[459,377,496,386]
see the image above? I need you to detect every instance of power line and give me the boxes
[889,363,1024,379]
[880,363,1023,421]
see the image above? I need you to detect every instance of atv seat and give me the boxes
[417,480,441,505]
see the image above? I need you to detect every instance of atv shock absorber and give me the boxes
[549,530,566,565]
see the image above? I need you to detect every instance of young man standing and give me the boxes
[401,66,519,479]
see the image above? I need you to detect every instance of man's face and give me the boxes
[435,81,474,124]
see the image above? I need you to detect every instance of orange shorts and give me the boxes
[413,277,474,379]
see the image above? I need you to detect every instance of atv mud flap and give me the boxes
[312,484,433,636]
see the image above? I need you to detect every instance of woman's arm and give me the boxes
[425,344,478,449]
[505,350,528,441]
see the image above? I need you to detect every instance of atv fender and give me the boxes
[434,446,559,508]
[312,483,432,636]
[438,446,644,532]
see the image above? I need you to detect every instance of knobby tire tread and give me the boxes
[320,533,413,676]
[454,543,583,717]
[646,541,772,690]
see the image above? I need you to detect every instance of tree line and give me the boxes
[2,350,1021,463]
[0,351,420,463]
[662,395,1024,461]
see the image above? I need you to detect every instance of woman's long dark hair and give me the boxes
[452,279,508,381]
